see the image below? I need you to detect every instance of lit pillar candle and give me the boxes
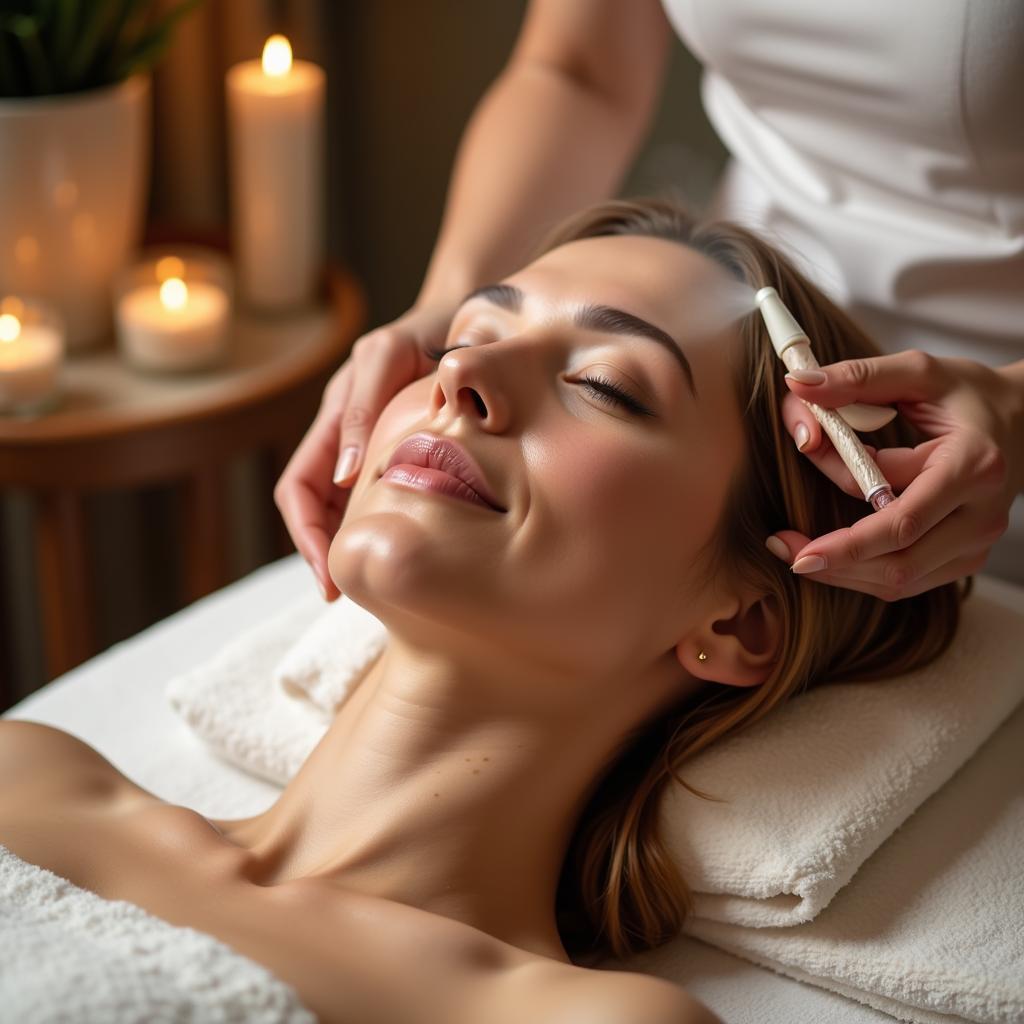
[0,300,64,414]
[226,35,326,311]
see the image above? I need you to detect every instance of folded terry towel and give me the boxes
[166,578,1024,928]
[659,580,1024,926]
[678,697,1024,1024]
[0,844,316,1024]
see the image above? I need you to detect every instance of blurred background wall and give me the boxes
[0,0,727,704]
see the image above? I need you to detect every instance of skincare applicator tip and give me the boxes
[870,487,896,512]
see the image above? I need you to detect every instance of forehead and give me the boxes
[508,234,740,345]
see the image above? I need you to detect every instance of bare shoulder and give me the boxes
[490,960,721,1024]
[583,969,723,1024]
[0,719,126,803]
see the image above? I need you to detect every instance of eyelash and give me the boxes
[422,345,654,417]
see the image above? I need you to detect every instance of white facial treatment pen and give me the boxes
[755,287,896,512]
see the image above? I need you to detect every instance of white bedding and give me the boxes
[5,552,1021,1024]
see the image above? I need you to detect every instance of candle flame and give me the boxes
[156,255,185,282]
[160,277,188,311]
[262,34,292,76]
[0,313,21,343]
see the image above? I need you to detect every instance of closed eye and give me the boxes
[423,345,654,418]
[578,374,653,417]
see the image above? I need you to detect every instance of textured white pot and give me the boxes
[0,75,151,351]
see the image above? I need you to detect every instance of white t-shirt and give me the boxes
[659,0,1024,585]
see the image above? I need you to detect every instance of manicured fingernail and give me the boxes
[334,446,359,485]
[765,536,790,561]
[791,554,827,574]
[306,559,328,599]
[786,368,827,384]
[794,423,811,452]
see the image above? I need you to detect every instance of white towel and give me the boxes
[660,580,1024,927]
[168,577,1024,926]
[166,592,332,786]
[620,698,1024,1024]
[273,594,387,712]
[0,844,316,1024]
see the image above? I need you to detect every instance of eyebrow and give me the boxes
[457,282,698,400]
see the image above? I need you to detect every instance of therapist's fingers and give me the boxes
[802,501,995,585]
[333,328,425,487]
[782,348,956,409]
[779,390,879,494]
[780,388,821,448]
[275,380,354,601]
[333,301,457,486]
[770,537,988,601]
[779,390,946,497]
[768,501,999,597]
[783,428,1006,579]
[788,460,962,572]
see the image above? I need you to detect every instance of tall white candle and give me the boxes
[226,35,326,311]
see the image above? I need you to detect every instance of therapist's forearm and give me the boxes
[415,61,654,307]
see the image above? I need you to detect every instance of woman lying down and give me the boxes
[0,197,968,1024]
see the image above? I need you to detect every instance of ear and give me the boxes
[675,587,783,688]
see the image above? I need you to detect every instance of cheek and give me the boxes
[358,379,434,480]
[528,433,693,579]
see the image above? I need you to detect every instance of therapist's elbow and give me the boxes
[507,0,673,123]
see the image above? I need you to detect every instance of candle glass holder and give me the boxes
[0,295,66,416]
[114,246,234,374]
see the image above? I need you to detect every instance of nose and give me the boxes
[430,345,512,431]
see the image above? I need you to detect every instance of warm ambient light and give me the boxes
[160,277,188,311]
[0,313,21,343]
[262,34,292,77]
[156,255,185,282]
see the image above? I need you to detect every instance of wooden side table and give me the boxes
[0,265,365,692]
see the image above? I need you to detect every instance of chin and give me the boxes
[328,513,458,612]
[328,513,518,661]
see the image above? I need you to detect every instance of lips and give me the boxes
[383,432,506,512]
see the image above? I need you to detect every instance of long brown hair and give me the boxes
[536,197,972,966]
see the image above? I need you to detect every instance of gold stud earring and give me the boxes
[697,650,708,662]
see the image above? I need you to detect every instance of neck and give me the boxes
[222,630,689,961]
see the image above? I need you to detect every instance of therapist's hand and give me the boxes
[764,349,1024,600]
[274,299,458,602]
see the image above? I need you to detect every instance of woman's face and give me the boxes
[328,234,747,683]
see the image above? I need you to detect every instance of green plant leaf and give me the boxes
[1,13,54,95]
[0,29,22,97]
[110,0,204,80]
[52,0,82,82]
[65,0,118,88]
[0,0,204,95]
[97,0,152,77]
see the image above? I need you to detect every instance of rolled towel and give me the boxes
[272,595,387,713]
[166,575,1024,930]
[167,593,331,785]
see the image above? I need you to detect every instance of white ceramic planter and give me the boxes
[0,75,151,352]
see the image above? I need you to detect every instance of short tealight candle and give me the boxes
[0,296,65,415]
[115,248,233,372]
